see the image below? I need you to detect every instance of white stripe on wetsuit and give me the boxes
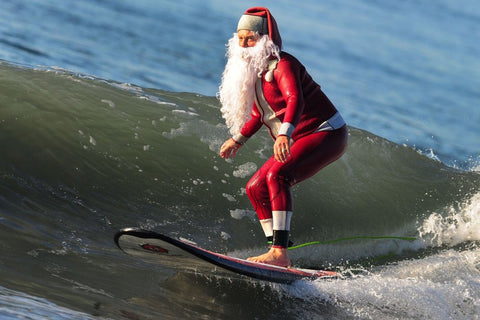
[260,218,273,237]
[272,210,292,231]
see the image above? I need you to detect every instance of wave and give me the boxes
[1,61,480,320]
[1,61,479,256]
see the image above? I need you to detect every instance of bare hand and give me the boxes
[274,135,292,162]
[220,138,241,159]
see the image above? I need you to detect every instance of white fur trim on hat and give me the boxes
[237,14,268,34]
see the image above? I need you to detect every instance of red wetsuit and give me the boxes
[233,52,348,246]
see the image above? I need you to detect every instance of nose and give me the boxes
[240,39,248,48]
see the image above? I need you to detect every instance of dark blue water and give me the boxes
[1,1,479,319]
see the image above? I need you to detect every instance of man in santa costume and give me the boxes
[219,7,347,267]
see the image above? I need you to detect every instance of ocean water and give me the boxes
[0,0,479,319]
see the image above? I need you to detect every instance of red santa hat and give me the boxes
[237,7,282,49]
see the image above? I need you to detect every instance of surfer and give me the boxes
[218,7,348,267]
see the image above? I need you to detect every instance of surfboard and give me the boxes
[114,227,339,284]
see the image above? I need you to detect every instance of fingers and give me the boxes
[220,144,232,158]
[275,146,289,162]
[220,139,241,159]
[219,149,229,158]
[274,136,291,163]
[221,136,291,162]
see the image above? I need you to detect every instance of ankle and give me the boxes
[269,247,288,254]
[272,230,289,248]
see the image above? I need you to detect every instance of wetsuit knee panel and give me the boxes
[265,169,291,186]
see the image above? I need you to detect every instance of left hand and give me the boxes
[220,138,241,159]
[274,135,292,163]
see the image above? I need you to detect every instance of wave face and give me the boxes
[1,63,479,319]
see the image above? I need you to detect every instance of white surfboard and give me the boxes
[114,228,339,284]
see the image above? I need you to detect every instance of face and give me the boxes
[237,30,259,48]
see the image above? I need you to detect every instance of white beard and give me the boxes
[218,34,280,136]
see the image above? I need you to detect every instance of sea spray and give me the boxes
[418,192,480,247]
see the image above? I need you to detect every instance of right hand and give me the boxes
[219,138,241,159]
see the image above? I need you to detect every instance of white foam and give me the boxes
[222,193,236,202]
[89,135,96,146]
[100,99,115,108]
[220,231,231,240]
[230,208,256,221]
[171,109,199,117]
[233,162,257,178]
[285,247,480,320]
[418,192,480,247]
[275,193,480,319]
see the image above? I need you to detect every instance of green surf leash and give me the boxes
[288,235,417,250]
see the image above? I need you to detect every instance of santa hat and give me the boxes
[237,7,282,49]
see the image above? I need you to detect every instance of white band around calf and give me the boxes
[260,218,273,237]
[272,211,292,231]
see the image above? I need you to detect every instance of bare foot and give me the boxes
[247,247,291,267]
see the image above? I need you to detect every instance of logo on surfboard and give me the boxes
[140,243,169,254]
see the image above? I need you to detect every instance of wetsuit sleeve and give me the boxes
[275,59,304,136]
[233,103,263,144]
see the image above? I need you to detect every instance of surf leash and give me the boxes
[288,235,417,250]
